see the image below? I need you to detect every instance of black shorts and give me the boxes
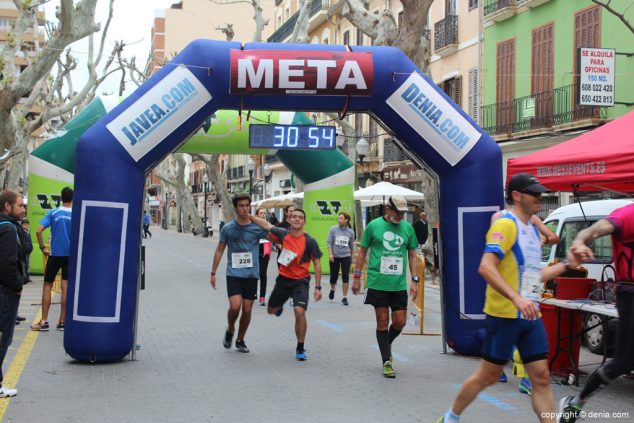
[44,256,69,283]
[268,275,310,310]
[364,288,408,311]
[226,276,258,299]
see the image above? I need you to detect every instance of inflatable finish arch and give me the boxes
[68,40,503,362]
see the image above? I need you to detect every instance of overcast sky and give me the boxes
[43,0,176,96]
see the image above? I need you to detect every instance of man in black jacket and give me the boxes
[0,189,27,397]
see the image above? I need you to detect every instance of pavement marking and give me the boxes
[370,345,412,362]
[316,319,344,332]
[0,310,41,420]
[452,384,519,412]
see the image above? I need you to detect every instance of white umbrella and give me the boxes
[252,191,303,208]
[354,181,424,206]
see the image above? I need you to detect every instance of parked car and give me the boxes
[542,199,633,355]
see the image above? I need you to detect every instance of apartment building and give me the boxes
[148,0,274,230]
[481,0,634,207]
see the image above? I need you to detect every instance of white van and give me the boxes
[542,199,633,355]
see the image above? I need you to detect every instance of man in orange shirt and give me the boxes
[250,209,322,361]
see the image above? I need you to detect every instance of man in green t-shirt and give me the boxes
[352,195,418,378]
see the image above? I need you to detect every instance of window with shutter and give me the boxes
[496,39,515,134]
[468,67,479,122]
[532,23,554,128]
[440,76,462,107]
[574,5,601,117]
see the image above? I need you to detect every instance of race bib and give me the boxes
[520,270,542,301]
[278,249,297,266]
[334,236,349,247]
[380,256,403,275]
[231,252,253,269]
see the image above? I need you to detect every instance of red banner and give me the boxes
[230,49,373,96]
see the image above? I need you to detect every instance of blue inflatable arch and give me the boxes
[68,40,503,362]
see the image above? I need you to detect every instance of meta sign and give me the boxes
[230,50,373,96]
[578,47,615,107]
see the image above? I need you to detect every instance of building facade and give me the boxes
[482,0,634,209]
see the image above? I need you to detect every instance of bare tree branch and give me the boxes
[592,0,634,34]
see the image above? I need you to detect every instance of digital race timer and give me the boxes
[249,124,336,150]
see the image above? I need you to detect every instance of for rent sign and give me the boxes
[578,48,615,107]
[230,50,373,96]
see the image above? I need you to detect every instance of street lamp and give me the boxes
[356,137,369,164]
[247,157,255,199]
[202,172,209,238]
[263,163,272,199]
[162,191,168,229]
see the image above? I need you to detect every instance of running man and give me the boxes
[558,202,634,423]
[210,193,267,353]
[352,195,418,378]
[437,173,576,423]
[250,208,322,361]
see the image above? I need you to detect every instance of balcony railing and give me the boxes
[434,15,458,51]
[481,83,606,136]
[483,0,517,16]
[267,0,332,43]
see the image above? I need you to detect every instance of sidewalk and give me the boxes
[2,228,633,422]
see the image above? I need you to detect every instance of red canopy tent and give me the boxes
[506,110,634,192]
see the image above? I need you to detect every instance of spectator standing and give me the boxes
[413,209,429,249]
[0,189,28,397]
[33,187,73,332]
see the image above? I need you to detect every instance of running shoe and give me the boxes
[558,395,582,423]
[235,339,250,353]
[296,350,308,361]
[16,315,26,322]
[274,306,284,317]
[328,289,335,300]
[30,321,49,331]
[259,297,266,306]
[499,371,508,383]
[222,330,234,349]
[0,386,17,397]
[518,377,532,396]
[341,297,349,306]
[382,360,395,378]
[56,321,64,331]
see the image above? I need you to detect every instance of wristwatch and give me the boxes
[411,276,420,283]
[315,286,322,290]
